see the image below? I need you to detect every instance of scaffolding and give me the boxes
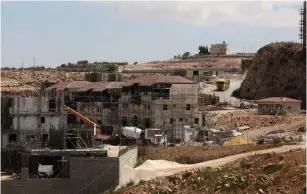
[42,79,204,144]
[299,1,306,48]
[3,76,223,147]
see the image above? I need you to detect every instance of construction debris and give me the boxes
[213,109,305,129]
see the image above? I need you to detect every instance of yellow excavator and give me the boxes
[63,105,109,141]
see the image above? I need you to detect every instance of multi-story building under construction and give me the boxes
[1,75,206,146]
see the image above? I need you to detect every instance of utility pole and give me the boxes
[163,121,166,146]
[33,57,36,68]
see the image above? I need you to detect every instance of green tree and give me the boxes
[173,54,181,59]
[198,45,210,55]
[67,63,74,68]
[77,60,88,65]
[182,51,190,58]
[133,61,138,65]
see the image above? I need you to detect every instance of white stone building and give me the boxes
[210,42,228,55]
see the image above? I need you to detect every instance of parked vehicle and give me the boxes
[216,79,230,91]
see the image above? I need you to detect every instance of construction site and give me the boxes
[1,1,306,194]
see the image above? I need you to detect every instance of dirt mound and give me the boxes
[236,42,306,108]
[136,160,184,171]
[116,148,306,194]
[1,70,85,96]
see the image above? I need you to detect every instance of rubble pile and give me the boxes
[215,110,305,129]
[1,70,85,96]
[237,42,306,107]
[116,149,306,194]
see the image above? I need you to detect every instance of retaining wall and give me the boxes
[119,147,138,178]
[1,157,119,194]
[118,146,138,186]
[1,147,139,194]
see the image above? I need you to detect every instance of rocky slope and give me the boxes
[122,57,243,71]
[236,42,306,108]
[1,70,85,96]
[114,148,306,194]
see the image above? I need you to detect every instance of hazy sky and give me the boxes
[1,1,303,67]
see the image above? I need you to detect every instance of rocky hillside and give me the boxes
[235,42,306,108]
[122,57,243,71]
[113,148,306,194]
[1,70,85,96]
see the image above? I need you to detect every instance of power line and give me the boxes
[74,160,115,194]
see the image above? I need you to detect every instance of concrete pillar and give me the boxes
[21,167,29,180]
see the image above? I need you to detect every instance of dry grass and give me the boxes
[137,144,282,165]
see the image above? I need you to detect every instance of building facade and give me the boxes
[1,96,62,148]
[256,97,302,115]
[2,75,204,145]
[210,42,228,55]
[44,81,124,133]
[118,75,202,142]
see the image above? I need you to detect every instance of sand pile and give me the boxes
[136,160,184,171]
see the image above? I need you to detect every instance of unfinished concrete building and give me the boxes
[44,81,125,133]
[1,96,61,147]
[85,72,122,82]
[118,75,202,142]
[2,75,206,145]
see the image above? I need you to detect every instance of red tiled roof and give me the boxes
[256,97,302,103]
[45,81,125,92]
[45,81,90,91]
[123,75,193,86]
[66,81,90,89]
[77,82,109,92]
[79,82,125,92]
[45,82,71,91]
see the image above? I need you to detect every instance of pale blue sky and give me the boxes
[1,1,303,67]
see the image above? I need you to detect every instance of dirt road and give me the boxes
[241,119,306,141]
[119,144,305,187]
[155,144,305,175]
[201,77,244,105]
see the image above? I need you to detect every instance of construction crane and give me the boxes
[63,105,142,145]
[63,105,103,140]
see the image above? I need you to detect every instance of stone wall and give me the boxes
[118,146,138,187]
[119,146,138,178]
